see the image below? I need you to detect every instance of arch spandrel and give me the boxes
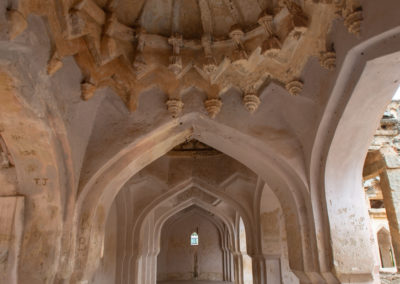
[78,88,310,196]
[0,69,68,283]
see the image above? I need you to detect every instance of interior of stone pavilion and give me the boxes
[0,0,400,283]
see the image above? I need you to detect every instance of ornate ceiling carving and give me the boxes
[170,139,221,155]
[175,187,219,205]
[7,0,362,117]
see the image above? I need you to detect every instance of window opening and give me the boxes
[191,232,199,246]
[370,199,385,209]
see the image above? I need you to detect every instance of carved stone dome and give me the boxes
[115,0,268,39]
[10,0,363,117]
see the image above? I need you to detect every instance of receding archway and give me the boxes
[157,206,228,282]
[71,115,319,283]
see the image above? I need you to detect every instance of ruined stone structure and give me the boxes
[362,101,400,281]
[0,0,400,283]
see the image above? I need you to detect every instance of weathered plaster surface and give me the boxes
[0,0,399,283]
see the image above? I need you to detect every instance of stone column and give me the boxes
[223,247,233,281]
[379,147,400,269]
[233,252,244,284]
[229,250,235,281]
[221,228,232,281]
[251,254,266,284]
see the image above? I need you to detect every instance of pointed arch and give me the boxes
[71,112,320,282]
[316,24,400,282]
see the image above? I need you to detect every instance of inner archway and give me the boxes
[86,137,307,284]
[73,113,320,283]
[377,228,395,269]
[157,206,228,282]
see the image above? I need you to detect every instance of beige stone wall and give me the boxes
[260,185,299,284]
[0,0,399,282]
[157,212,224,281]
[90,202,117,284]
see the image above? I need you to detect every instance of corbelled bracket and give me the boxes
[229,25,248,61]
[258,12,282,55]
[168,34,184,75]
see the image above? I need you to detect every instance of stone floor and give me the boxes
[381,273,400,283]
[158,281,233,284]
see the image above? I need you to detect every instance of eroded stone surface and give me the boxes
[13,0,361,117]
[0,0,399,283]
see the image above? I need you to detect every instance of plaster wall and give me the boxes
[0,0,399,282]
[157,212,224,281]
[0,165,17,196]
[260,185,299,284]
[90,201,118,284]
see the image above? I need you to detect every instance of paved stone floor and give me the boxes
[158,281,233,284]
[381,273,400,283]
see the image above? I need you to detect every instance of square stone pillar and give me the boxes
[0,196,24,284]
[379,147,400,269]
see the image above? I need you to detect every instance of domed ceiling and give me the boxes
[8,0,362,117]
[118,0,267,39]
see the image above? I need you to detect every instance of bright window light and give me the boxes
[190,232,199,246]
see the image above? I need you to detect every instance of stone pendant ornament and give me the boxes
[166,99,184,118]
[344,10,363,35]
[258,12,282,56]
[262,36,282,56]
[47,52,63,76]
[81,81,97,101]
[204,99,222,118]
[285,80,303,96]
[320,51,336,70]
[243,93,261,113]
[229,26,248,61]
[168,34,184,75]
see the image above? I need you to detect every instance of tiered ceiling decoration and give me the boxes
[7,0,362,117]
